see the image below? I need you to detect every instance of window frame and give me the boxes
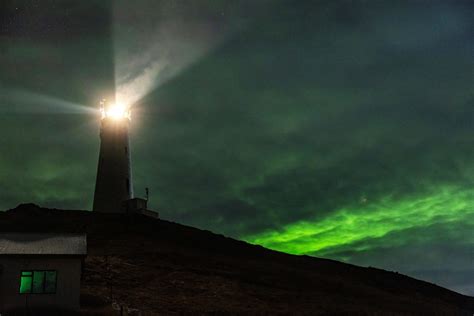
[19,270,57,295]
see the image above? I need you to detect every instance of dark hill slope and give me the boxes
[1,204,474,315]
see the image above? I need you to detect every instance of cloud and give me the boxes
[113,0,265,107]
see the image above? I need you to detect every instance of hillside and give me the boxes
[1,203,474,315]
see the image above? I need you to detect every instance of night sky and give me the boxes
[1,0,473,294]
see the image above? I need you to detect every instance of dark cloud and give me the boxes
[0,0,111,39]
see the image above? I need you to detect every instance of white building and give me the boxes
[92,99,158,218]
[93,99,133,213]
[0,233,87,314]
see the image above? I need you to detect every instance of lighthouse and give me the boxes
[93,99,133,213]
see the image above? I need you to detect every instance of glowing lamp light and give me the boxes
[100,99,131,120]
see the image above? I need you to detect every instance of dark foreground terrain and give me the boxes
[1,204,474,315]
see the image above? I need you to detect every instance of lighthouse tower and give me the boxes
[93,99,133,213]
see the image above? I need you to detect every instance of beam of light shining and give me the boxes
[112,1,257,108]
[0,87,97,115]
[99,99,131,120]
[243,185,474,255]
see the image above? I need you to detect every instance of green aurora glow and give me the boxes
[245,185,474,256]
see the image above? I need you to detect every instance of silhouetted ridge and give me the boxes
[1,203,473,315]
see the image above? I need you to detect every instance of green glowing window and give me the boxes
[19,270,57,294]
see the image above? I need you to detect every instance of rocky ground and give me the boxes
[2,204,474,315]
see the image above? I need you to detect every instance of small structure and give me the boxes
[0,233,87,314]
[124,198,159,219]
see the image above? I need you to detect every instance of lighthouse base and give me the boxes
[123,198,159,219]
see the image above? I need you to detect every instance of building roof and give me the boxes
[0,233,87,255]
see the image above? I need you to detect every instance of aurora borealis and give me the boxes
[1,0,473,295]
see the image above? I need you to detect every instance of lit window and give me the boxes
[19,271,32,294]
[19,271,57,294]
